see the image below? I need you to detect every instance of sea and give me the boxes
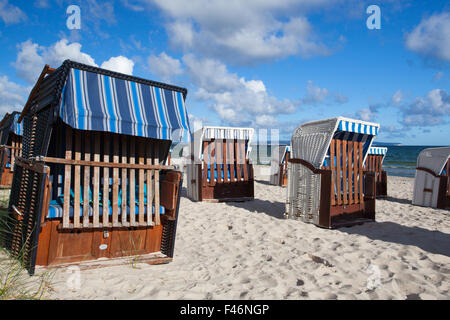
[171,142,448,178]
[248,143,448,178]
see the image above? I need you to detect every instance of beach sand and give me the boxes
[3,168,450,300]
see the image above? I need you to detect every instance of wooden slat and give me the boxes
[336,139,342,206]
[202,141,208,185]
[359,142,364,205]
[348,142,353,205]
[42,157,173,170]
[154,143,160,226]
[241,141,248,181]
[146,141,154,226]
[330,139,336,206]
[216,140,222,183]
[102,133,110,227]
[342,140,348,205]
[83,132,91,227]
[353,141,359,204]
[121,135,128,226]
[73,132,81,228]
[210,140,216,186]
[11,140,15,167]
[228,140,235,182]
[138,138,145,226]
[93,132,100,228]
[129,138,136,226]
[112,135,119,226]
[63,127,72,228]
[223,140,228,183]
[235,140,242,181]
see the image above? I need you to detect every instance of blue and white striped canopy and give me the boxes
[338,119,379,135]
[58,67,190,141]
[369,147,387,156]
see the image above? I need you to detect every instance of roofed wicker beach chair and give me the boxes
[286,117,380,228]
[269,145,290,186]
[186,126,254,202]
[0,111,23,187]
[412,147,450,209]
[365,147,388,197]
[2,60,191,274]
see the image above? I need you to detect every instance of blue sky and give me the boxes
[0,0,449,145]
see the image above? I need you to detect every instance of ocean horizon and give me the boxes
[172,142,448,178]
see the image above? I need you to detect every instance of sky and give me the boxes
[0,0,449,145]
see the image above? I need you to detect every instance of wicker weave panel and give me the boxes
[286,162,321,224]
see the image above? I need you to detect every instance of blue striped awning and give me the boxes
[369,147,387,155]
[58,68,190,141]
[338,119,379,135]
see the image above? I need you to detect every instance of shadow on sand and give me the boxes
[382,196,412,205]
[340,221,450,257]
[224,198,286,219]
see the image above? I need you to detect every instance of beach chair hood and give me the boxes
[192,126,254,161]
[417,147,450,176]
[20,60,190,149]
[291,117,380,169]
[0,112,22,145]
[368,147,388,164]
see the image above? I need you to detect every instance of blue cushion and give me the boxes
[47,200,165,218]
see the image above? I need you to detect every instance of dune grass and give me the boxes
[0,206,54,300]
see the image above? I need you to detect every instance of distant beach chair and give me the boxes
[186,126,254,202]
[412,147,450,209]
[286,117,380,228]
[365,147,388,197]
[269,145,290,186]
[3,60,190,274]
[0,111,22,187]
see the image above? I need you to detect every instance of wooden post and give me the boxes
[330,139,336,206]
[102,133,110,227]
[121,135,128,226]
[73,132,81,228]
[93,132,100,228]
[154,143,160,226]
[63,127,72,228]
[112,135,119,226]
[129,138,136,226]
[83,132,91,227]
[138,138,145,226]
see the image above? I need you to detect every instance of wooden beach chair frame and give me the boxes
[186,126,254,202]
[413,147,450,209]
[269,145,290,186]
[286,117,380,228]
[365,147,388,197]
[0,112,23,187]
[2,60,190,274]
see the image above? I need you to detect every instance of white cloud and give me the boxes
[0,74,28,116]
[45,39,97,67]
[355,108,376,122]
[405,12,450,62]
[146,0,331,64]
[101,56,134,75]
[14,39,135,83]
[401,88,450,126]
[301,80,348,105]
[34,0,49,8]
[182,54,296,127]
[13,40,45,84]
[147,52,183,81]
[391,89,403,106]
[0,0,26,24]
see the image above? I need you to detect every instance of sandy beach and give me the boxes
[2,168,449,300]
